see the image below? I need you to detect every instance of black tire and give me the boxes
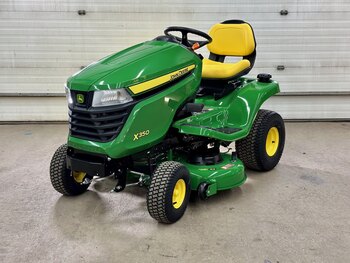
[49,144,90,195]
[236,109,285,171]
[147,161,191,223]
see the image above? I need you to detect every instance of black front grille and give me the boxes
[68,102,135,142]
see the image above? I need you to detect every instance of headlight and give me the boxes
[65,85,73,107]
[92,89,133,107]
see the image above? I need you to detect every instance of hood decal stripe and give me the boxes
[128,64,195,95]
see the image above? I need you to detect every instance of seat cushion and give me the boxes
[202,58,251,79]
[207,23,255,56]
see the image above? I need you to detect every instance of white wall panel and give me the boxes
[0,0,349,120]
[262,96,350,120]
[0,97,67,121]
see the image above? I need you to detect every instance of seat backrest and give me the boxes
[207,20,256,57]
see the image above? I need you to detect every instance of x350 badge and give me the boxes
[133,130,150,141]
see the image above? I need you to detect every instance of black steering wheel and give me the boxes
[164,26,212,50]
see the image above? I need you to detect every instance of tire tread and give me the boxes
[236,109,284,171]
[49,144,89,195]
[147,161,187,223]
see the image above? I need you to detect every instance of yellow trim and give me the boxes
[72,171,86,183]
[202,58,250,79]
[172,179,186,209]
[265,127,280,157]
[129,64,195,95]
[207,23,255,56]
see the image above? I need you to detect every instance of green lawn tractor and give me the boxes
[50,20,285,223]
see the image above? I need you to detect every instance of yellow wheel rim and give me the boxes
[172,179,186,209]
[265,127,280,157]
[72,171,86,183]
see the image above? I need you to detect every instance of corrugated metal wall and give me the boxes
[1,0,349,121]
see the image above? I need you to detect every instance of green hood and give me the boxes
[67,40,197,92]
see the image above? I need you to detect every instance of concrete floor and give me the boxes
[0,122,349,262]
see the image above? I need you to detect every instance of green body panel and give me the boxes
[173,78,280,141]
[176,154,246,191]
[68,75,200,157]
[67,41,198,92]
[67,41,202,158]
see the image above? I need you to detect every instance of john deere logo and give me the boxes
[76,94,84,104]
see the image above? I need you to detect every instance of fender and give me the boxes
[173,78,280,141]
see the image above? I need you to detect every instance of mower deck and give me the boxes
[179,153,246,195]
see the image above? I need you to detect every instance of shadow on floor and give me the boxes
[51,166,279,233]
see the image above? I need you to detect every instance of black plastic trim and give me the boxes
[68,99,137,142]
[67,155,107,177]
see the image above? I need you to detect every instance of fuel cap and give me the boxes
[257,73,272,83]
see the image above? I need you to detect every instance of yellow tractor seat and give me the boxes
[202,58,251,79]
[202,20,256,80]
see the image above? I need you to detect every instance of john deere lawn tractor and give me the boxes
[50,20,285,223]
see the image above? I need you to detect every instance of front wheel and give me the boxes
[49,144,91,195]
[236,110,285,171]
[147,161,191,223]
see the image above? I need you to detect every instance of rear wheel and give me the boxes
[50,144,91,195]
[147,161,190,223]
[236,110,285,171]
